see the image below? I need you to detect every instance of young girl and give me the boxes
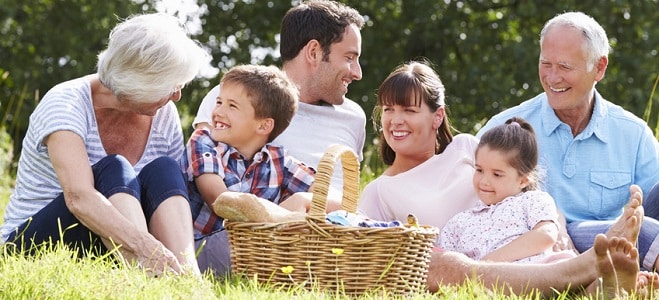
[439,117,570,263]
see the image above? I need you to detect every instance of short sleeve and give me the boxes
[183,128,228,180]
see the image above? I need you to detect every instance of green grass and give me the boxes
[0,244,574,300]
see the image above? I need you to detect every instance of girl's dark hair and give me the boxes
[477,117,539,191]
[375,60,454,165]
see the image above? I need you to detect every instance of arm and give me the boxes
[482,220,559,262]
[634,127,659,196]
[194,173,229,208]
[278,186,343,213]
[47,131,180,272]
[553,208,576,251]
[279,192,312,213]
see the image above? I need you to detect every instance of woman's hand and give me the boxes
[135,237,183,277]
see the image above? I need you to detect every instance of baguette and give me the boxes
[212,191,306,223]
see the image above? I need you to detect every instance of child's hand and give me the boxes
[279,192,313,213]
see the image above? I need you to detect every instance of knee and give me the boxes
[139,156,186,188]
[92,155,140,195]
[93,155,134,175]
[142,156,180,174]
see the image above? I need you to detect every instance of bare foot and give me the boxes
[595,234,640,299]
[606,185,644,244]
[608,237,639,293]
[636,271,659,299]
[595,234,620,298]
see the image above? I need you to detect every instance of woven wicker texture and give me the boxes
[225,144,439,295]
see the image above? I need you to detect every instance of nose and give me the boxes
[212,102,225,117]
[543,66,563,85]
[351,60,362,81]
[390,112,404,125]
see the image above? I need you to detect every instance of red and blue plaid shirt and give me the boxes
[181,128,315,236]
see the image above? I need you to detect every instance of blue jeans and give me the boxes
[645,182,659,222]
[568,217,659,271]
[6,155,188,256]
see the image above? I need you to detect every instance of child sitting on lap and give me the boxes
[439,117,575,263]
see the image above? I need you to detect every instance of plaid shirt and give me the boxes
[181,128,315,237]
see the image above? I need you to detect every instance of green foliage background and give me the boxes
[1,0,658,176]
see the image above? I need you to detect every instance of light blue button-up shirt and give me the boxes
[477,90,659,222]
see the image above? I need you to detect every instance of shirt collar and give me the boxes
[540,89,609,143]
[230,143,283,163]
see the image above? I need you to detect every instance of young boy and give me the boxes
[181,64,317,238]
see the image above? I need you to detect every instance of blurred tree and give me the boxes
[0,0,148,168]
[2,0,658,175]
[195,0,658,138]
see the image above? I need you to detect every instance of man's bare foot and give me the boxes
[594,234,640,299]
[606,185,644,244]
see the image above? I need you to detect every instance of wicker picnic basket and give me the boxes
[224,144,439,295]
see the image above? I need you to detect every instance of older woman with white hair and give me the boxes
[0,13,210,276]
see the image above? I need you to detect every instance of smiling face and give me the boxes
[380,99,443,162]
[307,24,362,105]
[473,146,530,205]
[538,25,606,113]
[210,82,266,156]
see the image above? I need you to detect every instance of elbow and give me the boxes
[535,221,560,247]
[62,188,90,216]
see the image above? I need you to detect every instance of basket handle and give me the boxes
[308,144,360,220]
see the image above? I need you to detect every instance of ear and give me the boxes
[257,118,274,136]
[594,56,608,82]
[519,175,531,190]
[303,39,323,65]
[432,106,445,130]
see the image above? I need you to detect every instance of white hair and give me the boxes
[540,12,610,71]
[97,13,210,103]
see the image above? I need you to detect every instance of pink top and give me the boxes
[358,134,480,241]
